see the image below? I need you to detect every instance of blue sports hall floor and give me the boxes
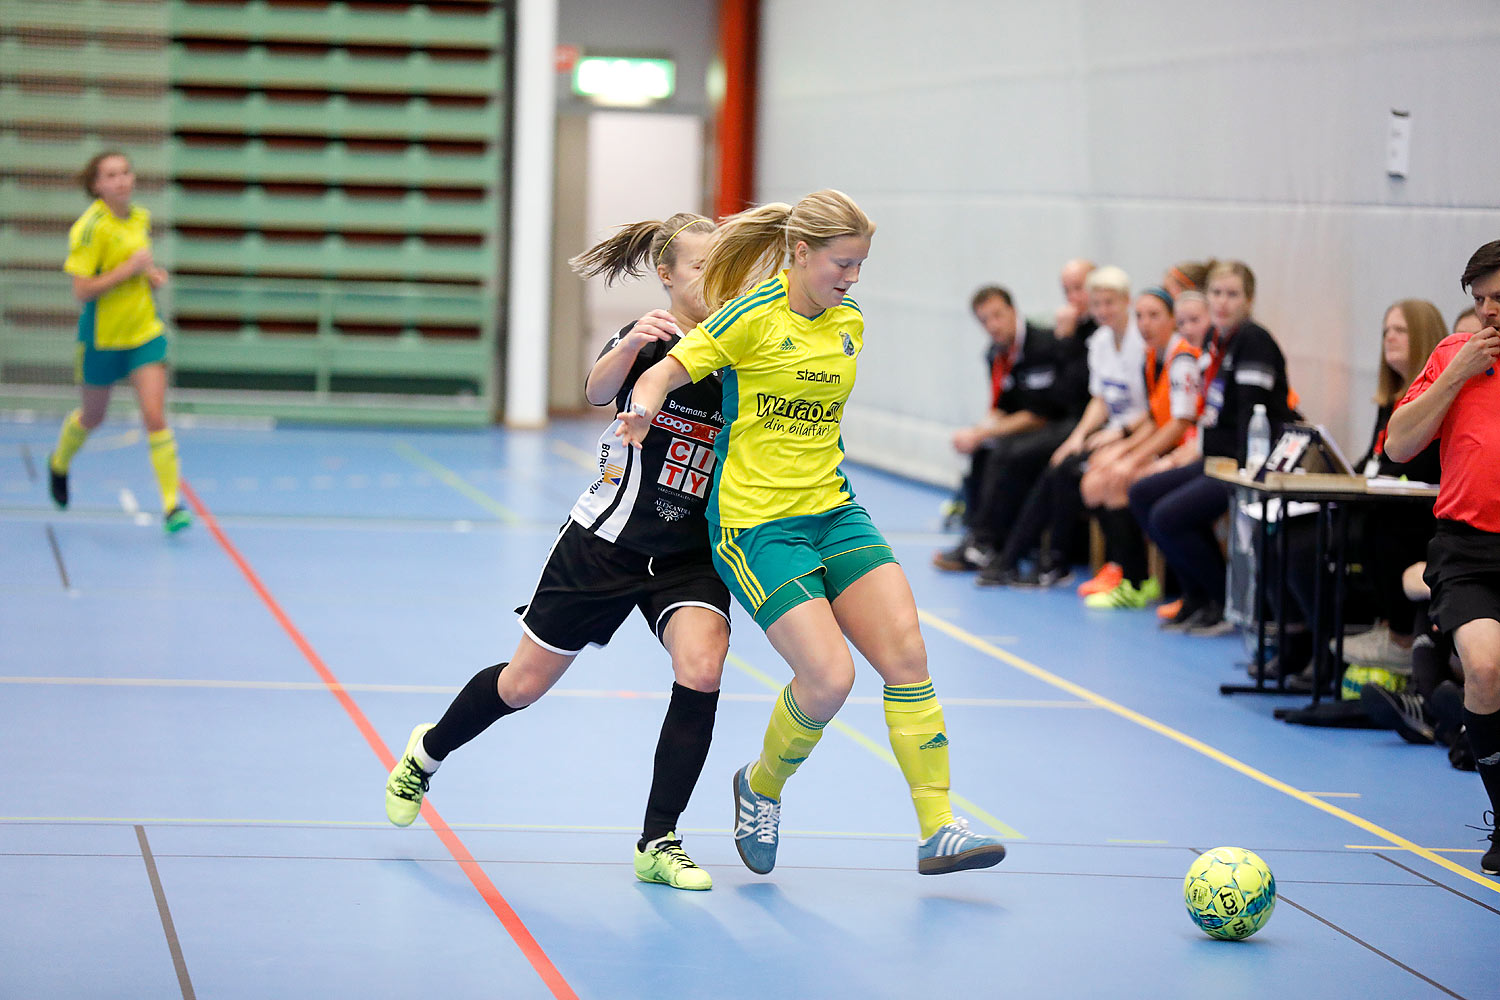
[1,413,1495,1000]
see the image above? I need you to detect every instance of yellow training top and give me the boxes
[669,270,863,528]
[64,199,163,350]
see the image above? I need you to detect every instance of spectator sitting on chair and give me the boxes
[1053,257,1100,342]
[1076,288,1204,608]
[1258,299,1445,686]
[1333,299,1449,671]
[1163,259,1216,299]
[977,268,1148,588]
[935,283,1089,571]
[1384,239,1500,876]
[1128,260,1296,636]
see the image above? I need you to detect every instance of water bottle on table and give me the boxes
[1245,403,1271,475]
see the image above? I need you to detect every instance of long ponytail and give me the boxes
[699,189,875,312]
[569,212,713,286]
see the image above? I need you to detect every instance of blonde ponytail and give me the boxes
[699,189,875,312]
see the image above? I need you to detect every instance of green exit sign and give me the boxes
[572,56,675,106]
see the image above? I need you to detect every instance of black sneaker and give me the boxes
[933,542,991,572]
[976,563,1028,588]
[1184,602,1235,637]
[48,454,68,509]
[1247,654,1290,682]
[1036,563,1074,589]
[1467,811,1499,876]
[1358,685,1435,744]
[1160,598,1204,632]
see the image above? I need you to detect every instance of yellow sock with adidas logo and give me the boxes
[748,684,826,800]
[147,428,181,512]
[50,410,89,473]
[884,679,954,839]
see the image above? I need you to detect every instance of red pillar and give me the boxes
[713,0,758,220]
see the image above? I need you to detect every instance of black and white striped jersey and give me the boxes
[568,326,724,556]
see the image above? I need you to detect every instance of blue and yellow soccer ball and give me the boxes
[1183,847,1276,940]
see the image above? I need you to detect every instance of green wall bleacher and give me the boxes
[0,0,510,425]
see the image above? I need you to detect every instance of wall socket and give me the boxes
[1387,109,1411,179]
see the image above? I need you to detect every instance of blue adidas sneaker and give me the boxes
[918,817,1007,875]
[732,763,781,874]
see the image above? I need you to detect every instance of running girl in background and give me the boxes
[49,151,189,532]
[616,189,1008,877]
[384,214,732,891]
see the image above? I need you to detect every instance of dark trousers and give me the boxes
[1128,460,1229,605]
[966,423,1072,551]
[996,450,1087,568]
[1364,505,1435,635]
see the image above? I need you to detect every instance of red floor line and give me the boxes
[180,481,579,1000]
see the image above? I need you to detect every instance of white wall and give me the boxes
[576,112,705,388]
[757,0,1500,484]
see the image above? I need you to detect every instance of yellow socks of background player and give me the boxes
[50,410,89,473]
[747,684,826,800]
[147,428,181,511]
[884,679,954,839]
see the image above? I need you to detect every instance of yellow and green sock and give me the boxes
[884,679,954,839]
[147,428,180,512]
[747,684,826,800]
[50,410,89,473]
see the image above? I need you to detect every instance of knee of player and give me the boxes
[1462,655,1500,696]
[671,642,727,692]
[802,660,857,707]
[496,667,549,708]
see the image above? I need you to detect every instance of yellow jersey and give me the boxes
[63,200,164,350]
[669,270,864,528]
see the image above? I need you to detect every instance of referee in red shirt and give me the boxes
[1387,240,1500,876]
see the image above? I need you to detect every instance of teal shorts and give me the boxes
[76,334,168,387]
[711,502,898,630]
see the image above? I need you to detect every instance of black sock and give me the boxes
[423,663,518,762]
[640,683,720,848]
[1103,508,1149,585]
[1463,706,1500,816]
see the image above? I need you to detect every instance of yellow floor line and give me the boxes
[392,442,519,523]
[919,608,1500,894]
[1346,845,1483,855]
[726,651,1025,840]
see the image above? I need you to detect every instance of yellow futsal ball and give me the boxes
[1183,847,1276,940]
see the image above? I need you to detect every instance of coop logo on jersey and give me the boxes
[659,437,716,498]
[652,410,719,446]
[840,330,855,356]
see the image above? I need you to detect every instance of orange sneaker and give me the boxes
[1156,598,1184,621]
[1077,563,1123,597]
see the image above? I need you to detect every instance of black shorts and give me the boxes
[516,519,731,654]
[1423,519,1500,635]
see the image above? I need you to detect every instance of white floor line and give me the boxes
[0,675,1094,709]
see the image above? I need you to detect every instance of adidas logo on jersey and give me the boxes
[778,337,797,351]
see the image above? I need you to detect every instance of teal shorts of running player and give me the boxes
[711,502,898,630]
[76,333,168,387]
